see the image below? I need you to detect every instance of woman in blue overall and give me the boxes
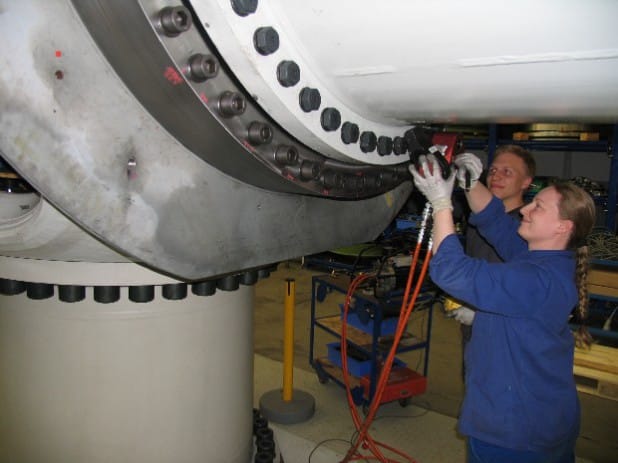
[410,153,595,463]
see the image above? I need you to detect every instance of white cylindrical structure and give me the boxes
[0,270,254,463]
[196,0,618,162]
[0,197,256,463]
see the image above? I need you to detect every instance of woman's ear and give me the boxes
[557,219,574,238]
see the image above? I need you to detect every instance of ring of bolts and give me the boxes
[153,1,412,198]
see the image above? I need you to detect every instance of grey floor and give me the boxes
[253,260,618,463]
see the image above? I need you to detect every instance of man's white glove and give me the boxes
[453,153,483,190]
[408,154,456,213]
[452,306,476,325]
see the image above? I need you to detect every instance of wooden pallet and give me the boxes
[588,265,618,299]
[512,131,599,141]
[573,344,618,401]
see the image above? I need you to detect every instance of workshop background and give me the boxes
[2,3,617,462]
[254,124,618,463]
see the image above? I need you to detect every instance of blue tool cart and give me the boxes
[309,273,435,411]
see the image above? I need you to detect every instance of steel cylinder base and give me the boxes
[0,285,255,463]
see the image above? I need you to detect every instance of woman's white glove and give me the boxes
[408,154,456,213]
[452,306,476,325]
[453,153,483,190]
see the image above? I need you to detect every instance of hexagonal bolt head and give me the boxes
[393,136,408,155]
[277,60,300,87]
[377,136,393,156]
[218,91,247,117]
[299,87,321,112]
[321,170,343,189]
[254,27,279,55]
[360,131,377,153]
[231,0,258,16]
[341,122,360,144]
[158,6,192,37]
[274,145,299,165]
[343,175,362,191]
[247,121,273,145]
[188,54,219,82]
[320,107,341,132]
[299,161,321,181]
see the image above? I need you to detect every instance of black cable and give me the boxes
[306,438,353,463]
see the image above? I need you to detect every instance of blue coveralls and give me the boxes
[430,196,579,457]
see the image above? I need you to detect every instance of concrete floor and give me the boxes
[253,260,618,463]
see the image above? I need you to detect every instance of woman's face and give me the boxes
[518,186,572,250]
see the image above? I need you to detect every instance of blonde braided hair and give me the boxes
[553,181,596,348]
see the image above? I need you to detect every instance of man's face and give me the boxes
[486,152,532,204]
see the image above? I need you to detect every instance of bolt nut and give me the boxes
[231,0,258,16]
[393,136,408,155]
[321,170,343,189]
[299,87,321,112]
[345,175,362,190]
[188,54,218,82]
[377,136,393,156]
[218,91,246,117]
[247,121,273,145]
[274,145,299,165]
[360,131,377,153]
[277,60,300,87]
[299,161,321,181]
[341,122,360,144]
[320,107,341,132]
[158,6,192,37]
[254,27,279,55]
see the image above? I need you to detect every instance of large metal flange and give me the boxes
[70,0,410,200]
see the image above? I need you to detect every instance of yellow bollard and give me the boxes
[282,278,295,401]
[259,276,315,424]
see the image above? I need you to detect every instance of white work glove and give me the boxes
[453,152,483,190]
[408,154,456,213]
[452,306,476,325]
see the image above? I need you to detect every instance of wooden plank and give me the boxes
[315,357,362,386]
[317,316,373,347]
[588,284,618,298]
[317,315,422,350]
[574,364,617,383]
[574,344,618,376]
[579,132,600,141]
[573,344,618,400]
[573,364,618,401]
[588,267,618,288]
[512,132,529,140]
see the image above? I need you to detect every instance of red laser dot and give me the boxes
[55,50,62,58]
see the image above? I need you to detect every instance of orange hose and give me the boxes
[340,241,432,463]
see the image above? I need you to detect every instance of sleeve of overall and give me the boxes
[430,235,551,318]
[468,196,527,261]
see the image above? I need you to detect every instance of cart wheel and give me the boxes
[314,364,329,384]
[398,397,411,408]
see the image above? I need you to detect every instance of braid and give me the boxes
[553,181,596,349]
[573,245,592,348]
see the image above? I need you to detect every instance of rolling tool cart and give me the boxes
[309,273,434,411]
